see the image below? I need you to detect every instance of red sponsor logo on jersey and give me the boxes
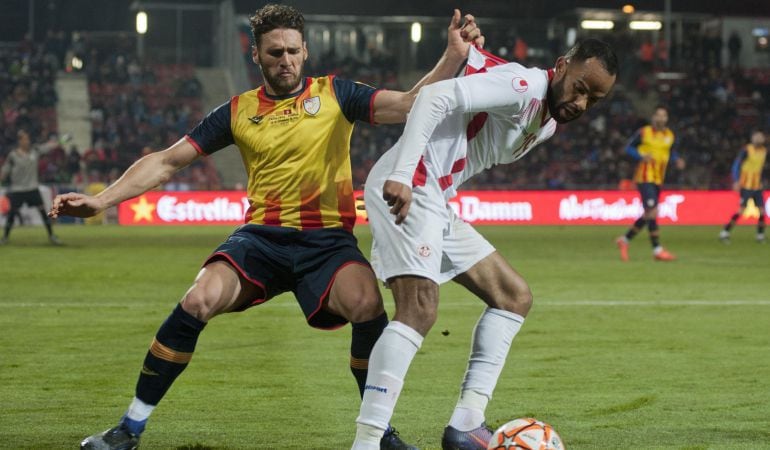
[512,77,528,93]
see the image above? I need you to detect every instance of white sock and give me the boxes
[125,397,155,422]
[352,424,384,450]
[448,390,488,431]
[449,308,524,430]
[352,321,423,449]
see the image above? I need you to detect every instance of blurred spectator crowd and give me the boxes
[2,31,769,200]
[0,35,64,185]
[81,34,220,191]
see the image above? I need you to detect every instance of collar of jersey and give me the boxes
[260,77,309,100]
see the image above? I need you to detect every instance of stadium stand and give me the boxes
[2,26,769,198]
[0,39,62,177]
[81,34,220,191]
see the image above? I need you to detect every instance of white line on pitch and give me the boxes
[2,300,770,308]
[539,300,770,306]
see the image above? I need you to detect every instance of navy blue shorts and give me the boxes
[739,189,765,211]
[205,224,370,329]
[637,183,661,209]
[8,189,45,209]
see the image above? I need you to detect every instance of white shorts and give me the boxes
[364,176,495,285]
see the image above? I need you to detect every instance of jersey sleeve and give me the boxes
[386,69,531,186]
[454,67,530,115]
[0,156,10,181]
[731,148,748,181]
[185,100,234,155]
[670,133,680,154]
[624,130,642,159]
[332,77,379,124]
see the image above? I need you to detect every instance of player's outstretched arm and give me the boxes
[372,9,483,124]
[49,138,199,218]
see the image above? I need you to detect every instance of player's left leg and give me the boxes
[617,183,657,261]
[35,206,60,244]
[720,210,741,242]
[325,262,389,399]
[722,190,749,242]
[753,191,766,243]
[441,252,531,450]
[1,192,21,244]
[644,186,675,260]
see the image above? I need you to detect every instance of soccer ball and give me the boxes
[487,417,565,450]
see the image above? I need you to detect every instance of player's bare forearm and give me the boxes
[95,141,198,207]
[373,10,482,124]
[49,138,199,218]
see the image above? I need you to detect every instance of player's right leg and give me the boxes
[353,275,436,450]
[353,175,446,450]
[1,192,21,244]
[80,260,262,449]
[752,190,766,242]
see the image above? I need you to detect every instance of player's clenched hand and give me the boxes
[446,9,484,61]
[382,180,412,225]
[48,192,105,218]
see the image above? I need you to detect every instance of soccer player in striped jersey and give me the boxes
[49,4,482,449]
[616,105,685,261]
[353,39,617,450]
[719,130,767,243]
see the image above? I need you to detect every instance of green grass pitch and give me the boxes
[0,224,768,449]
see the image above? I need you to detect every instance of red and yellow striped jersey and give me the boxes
[734,144,767,190]
[185,76,378,231]
[629,125,676,185]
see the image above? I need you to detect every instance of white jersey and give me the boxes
[380,46,557,200]
[364,48,557,284]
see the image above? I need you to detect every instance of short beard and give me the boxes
[546,78,563,123]
[262,69,303,96]
[546,77,576,124]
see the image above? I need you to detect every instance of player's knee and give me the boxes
[511,287,533,316]
[499,279,533,316]
[180,284,220,321]
[341,291,385,323]
[392,278,439,334]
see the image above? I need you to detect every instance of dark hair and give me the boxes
[564,38,618,76]
[249,4,304,47]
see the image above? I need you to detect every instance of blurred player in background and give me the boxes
[719,130,767,243]
[352,39,617,450]
[49,4,482,449]
[0,129,61,245]
[616,105,685,261]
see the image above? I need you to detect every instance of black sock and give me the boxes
[37,207,54,236]
[626,217,647,240]
[3,206,16,239]
[648,219,660,248]
[725,213,740,231]
[135,303,206,405]
[759,216,766,235]
[350,312,388,398]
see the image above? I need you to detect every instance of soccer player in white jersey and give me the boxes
[352,39,617,450]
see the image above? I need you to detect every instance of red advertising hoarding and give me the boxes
[118,190,769,226]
